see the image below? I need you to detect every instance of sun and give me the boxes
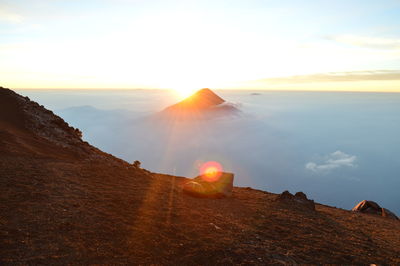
[173,85,199,100]
[166,77,221,100]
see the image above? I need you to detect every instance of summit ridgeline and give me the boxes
[166,88,225,110]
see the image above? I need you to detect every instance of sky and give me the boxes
[2,0,400,92]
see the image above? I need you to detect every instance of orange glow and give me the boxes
[199,161,223,182]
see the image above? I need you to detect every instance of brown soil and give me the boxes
[1,87,399,264]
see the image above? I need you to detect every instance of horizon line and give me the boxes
[11,87,400,93]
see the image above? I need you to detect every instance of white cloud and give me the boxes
[256,70,400,84]
[328,35,400,50]
[306,151,357,173]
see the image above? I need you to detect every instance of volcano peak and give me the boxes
[164,88,226,112]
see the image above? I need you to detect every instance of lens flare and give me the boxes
[199,161,223,182]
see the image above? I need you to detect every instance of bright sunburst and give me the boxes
[172,85,200,100]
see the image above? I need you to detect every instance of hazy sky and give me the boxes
[1,0,400,92]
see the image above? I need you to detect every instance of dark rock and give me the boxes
[294,191,307,200]
[277,190,294,200]
[132,160,141,168]
[275,191,315,211]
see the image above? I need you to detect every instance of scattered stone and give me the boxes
[209,223,221,230]
[352,200,398,220]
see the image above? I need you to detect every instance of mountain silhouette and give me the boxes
[161,88,239,119]
[166,88,225,110]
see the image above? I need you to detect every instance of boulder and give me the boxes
[275,190,315,211]
[182,172,234,198]
[352,200,398,220]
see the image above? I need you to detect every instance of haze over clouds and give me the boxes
[18,90,400,215]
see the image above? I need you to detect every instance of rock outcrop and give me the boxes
[275,190,316,211]
[352,200,399,220]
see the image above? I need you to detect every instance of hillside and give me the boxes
[1,87,399,264]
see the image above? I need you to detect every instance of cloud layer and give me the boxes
[327,35,400,50]
[306,151,357,173]
[256,70,400,84]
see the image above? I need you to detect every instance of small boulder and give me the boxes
[132,160,141,168]
[182,172,234,198]
[352,200,398,220]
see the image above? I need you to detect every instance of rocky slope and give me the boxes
[1,87,399,264]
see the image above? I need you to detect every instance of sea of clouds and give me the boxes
[18,89,400,214]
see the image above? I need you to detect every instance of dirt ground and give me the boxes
[1,153,399,264]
